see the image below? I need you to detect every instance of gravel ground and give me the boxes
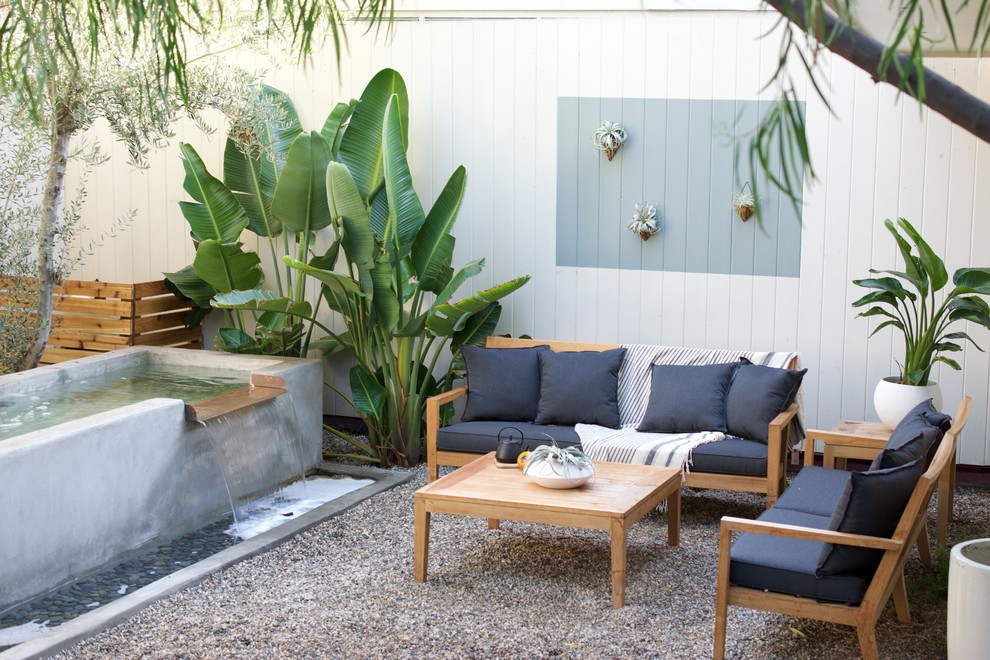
[56,435,990,659]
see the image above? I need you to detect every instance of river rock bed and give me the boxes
[0,517,238,652]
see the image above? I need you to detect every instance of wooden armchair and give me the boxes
[803,397,970,546]
[714,397,969,660]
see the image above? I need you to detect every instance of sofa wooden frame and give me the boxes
[713,396,970,660]
[425,337,800,507]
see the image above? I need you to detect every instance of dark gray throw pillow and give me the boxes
[534,348,627,428]
[637,362,738,434]
[462,345,548,422]
[816,458,924,576]
[870,398,952,470]
[724,360,807,443]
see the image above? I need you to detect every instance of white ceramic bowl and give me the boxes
[525,460,594,489]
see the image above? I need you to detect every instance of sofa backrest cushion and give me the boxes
[535,348,627,428]
[636,362,737,434]
[870,398,953,470]
[462,345,548,422]
[816,457,924,576]
[724,360,807,443]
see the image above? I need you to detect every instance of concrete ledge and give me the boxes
[2,464,412,660]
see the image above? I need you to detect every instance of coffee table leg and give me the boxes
[667,489,681,547]
[414,497,430,582]
[610,518,627,609]
[488,518,500,529]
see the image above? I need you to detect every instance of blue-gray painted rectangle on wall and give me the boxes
[556,97,803,278]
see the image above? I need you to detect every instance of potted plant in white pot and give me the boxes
[522,442,595,489]
[853,217,990,427]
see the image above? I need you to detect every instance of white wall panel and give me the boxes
[64,9,990,463]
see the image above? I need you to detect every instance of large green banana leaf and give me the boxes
[284,257,364,297]
[258,85,304,173]
[337,68,408,201]
[178,143,249,243]
[381,95,425,259]
[223,138,281,238]
[350,364,387,421]
[369,185,390,242]
[326,162,375,295]
[411,165,466,293]
[192,240,264,292]
[211,289,312,318]
[370,253,401,330]
[451,303,502,349]
[322,100,358,157]
[162,264,216,308]
[432,258,484,308]
[272,131,333,234]
[427,275,531,336]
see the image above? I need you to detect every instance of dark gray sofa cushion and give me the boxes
[461,345,548,422]
[725,361,807,443]
[690,437,769,477]
[535,348,626,428]
[637,362,737,434]
[817,458,924,575]
[871,398,952,470]
[772,466,853,517]
[730,508,872,604]
[436,421,580,454]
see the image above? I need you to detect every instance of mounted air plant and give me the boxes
[628,202,660,241]
[593,120,627,161]
[732,182,756,222]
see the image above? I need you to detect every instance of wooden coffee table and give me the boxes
[413,452,681,608]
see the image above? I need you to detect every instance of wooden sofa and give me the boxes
[425,337,801,506]
[714,396,970,660]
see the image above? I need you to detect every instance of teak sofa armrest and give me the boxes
[768,403,799,431]
[719,516,902,551]
[762,403,799,508]
[425,386,469,482]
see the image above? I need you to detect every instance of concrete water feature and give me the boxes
[0,347,323,612]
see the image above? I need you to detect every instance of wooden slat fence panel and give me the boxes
[0,278,202,365]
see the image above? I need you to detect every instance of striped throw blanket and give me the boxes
[579,344,800,472]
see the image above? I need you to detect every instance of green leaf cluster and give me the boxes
[852,218,990,386]
[171,69,530,466]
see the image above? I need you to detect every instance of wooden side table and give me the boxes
[804,421,955,547]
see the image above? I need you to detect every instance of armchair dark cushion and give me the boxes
[637,362,737,434]
[535,348,627,428]
[816,458,924,575]
[724,360,807,443]
[462,345,548,422]
[870,398,952,470]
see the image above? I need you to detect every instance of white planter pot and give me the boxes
[948,539,990,659]
[525,460,595,489]
[873,377,942,429]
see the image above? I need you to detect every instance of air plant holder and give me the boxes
[733,182,756,222]
[593,120,627,161]
[628,202,660,241]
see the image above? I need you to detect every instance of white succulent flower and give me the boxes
[628,202,660,240]
[593,120,627,161]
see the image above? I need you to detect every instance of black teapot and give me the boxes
[495,426,527,465]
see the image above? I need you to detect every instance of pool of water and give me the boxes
[0,364,249,441]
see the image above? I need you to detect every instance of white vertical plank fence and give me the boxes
[65,8,990,465]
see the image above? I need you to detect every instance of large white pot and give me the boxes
[525,460,595,489]
[873,377,942,429]
[948,539,990,659]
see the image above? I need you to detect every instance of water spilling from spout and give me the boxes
[197,394,309,536]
